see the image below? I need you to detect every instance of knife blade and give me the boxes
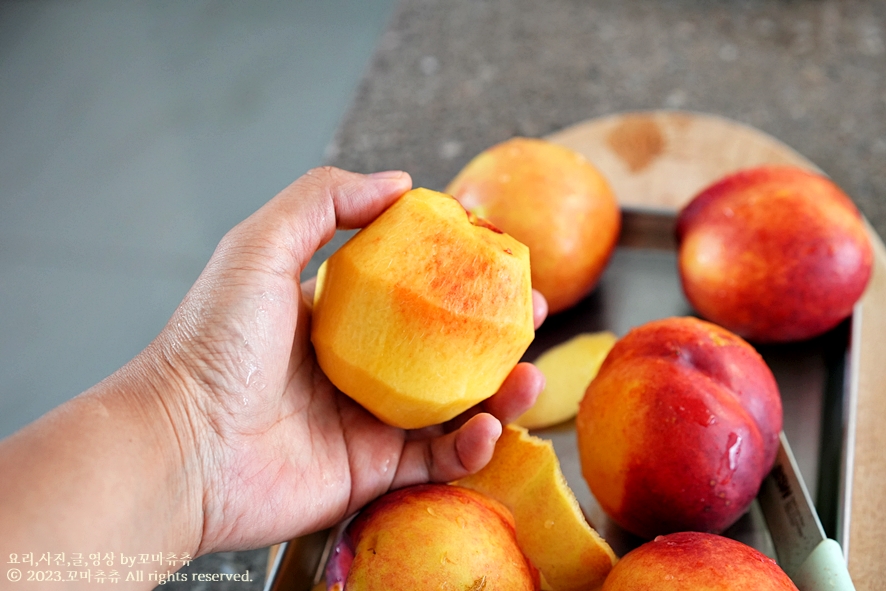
[757,431,855,591]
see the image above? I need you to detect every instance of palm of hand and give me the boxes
[164,241,414,554]
[155,168,543,555]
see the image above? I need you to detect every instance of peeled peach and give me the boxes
[446,137,621,314]
[602,532,798,590]
[311,188,534,429]
[576,317,782,540]
[327,484,539,591]
[515,331,617,430]
[457,424,617,591]
[676,165,873,343]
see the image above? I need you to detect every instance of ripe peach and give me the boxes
[676,165,873,343]
[446,137,621,314]
[311,188,534,429]
[327,484,539,591]
[602,532,798,590]
[576,317,782,540]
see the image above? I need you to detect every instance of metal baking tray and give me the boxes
[265,207,858,590]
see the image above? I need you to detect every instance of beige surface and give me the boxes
[548,110,885,590]
[546,111,820,208]
[848,225,886,590]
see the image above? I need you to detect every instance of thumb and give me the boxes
[231,166,412,276]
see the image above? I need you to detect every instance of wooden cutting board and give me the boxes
[547,110,885,590]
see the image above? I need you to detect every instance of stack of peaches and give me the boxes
[309,136,873,590]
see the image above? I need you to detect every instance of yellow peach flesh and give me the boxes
[312,188,534,429]
[516,331,617,430]
[457,424,617,591]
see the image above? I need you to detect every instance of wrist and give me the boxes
[96,340,208,557]
[0,342,208,584]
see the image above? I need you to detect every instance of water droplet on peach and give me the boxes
[727,432,742,471]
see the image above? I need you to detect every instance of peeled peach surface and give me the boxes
[457,425,617,591]
[311,187,534,429]
[336,484,539,591]
[676,165,873,343]
[576,317,782,540]
[516,331,617,430]
[446,137,621,314]
[601,532,798,590]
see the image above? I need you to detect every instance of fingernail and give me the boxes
[490,422,502,445]
[369,170,406,180]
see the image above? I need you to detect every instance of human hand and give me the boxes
[143,167,547,555]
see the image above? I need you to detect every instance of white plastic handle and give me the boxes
[792,539,856,591]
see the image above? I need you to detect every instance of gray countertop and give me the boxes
[310,0,885,278]
[184,1,886,589]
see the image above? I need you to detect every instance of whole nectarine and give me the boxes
[676,165,873,343]
[602,532,798,590]
[446,137,621,314]
[327,484,539,591]
[576,317,782,540]
[311,188,534,429]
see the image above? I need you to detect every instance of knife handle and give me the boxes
[792,538,856,591]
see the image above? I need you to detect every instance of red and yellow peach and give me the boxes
[576,317,782,540]
[676,166,873,343]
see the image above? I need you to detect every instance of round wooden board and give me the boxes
[546,110,818,209]
[547,110,886,590]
